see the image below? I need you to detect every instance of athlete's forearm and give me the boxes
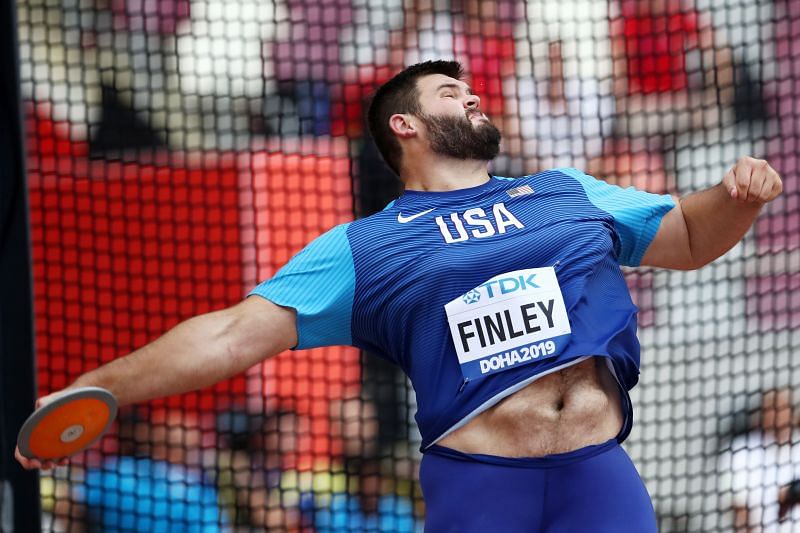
[678,182,762,268]
[68,298,296,406]
[69,310,240,406]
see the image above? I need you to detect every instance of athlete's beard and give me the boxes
[418,110,502,162]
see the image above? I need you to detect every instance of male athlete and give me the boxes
[18,61,782,532]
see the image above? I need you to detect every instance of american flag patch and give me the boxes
[506,184,534,198]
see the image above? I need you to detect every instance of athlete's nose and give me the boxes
[464,94,481,110]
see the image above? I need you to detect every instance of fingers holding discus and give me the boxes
[16,387,117,470]
[723,157,783,204]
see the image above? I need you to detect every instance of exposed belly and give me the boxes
[436,357,624,457]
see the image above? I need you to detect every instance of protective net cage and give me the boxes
[10,0,800,531]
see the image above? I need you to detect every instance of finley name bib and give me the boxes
[445,267,571,379]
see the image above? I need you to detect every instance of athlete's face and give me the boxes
[413,74,501,161]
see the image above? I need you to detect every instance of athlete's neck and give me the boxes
[401,155,491,192]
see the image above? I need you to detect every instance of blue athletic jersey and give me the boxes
[250,168,675,449]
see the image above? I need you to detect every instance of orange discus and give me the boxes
[17,387,117,460]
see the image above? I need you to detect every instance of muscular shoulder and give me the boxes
[519,168,598,195]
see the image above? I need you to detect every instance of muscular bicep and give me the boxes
[639,197,696,270]
[227,296,298,366]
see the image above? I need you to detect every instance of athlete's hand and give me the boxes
[723,157,783,204]
[14,391,70,471]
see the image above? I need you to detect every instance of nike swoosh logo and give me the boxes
[397,208,435,223]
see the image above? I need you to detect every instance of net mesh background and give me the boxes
[13,0,800,531]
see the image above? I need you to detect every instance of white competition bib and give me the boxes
[445,267,572,379]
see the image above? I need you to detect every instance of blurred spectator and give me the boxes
[17,0,293,154]
[271,0,353,137]
[610,0,734,138]
[17,1,104,147]
[765,0,799,213]
[17,0,192,154]
[703,0,773,128]
[503,0,614,175]
[303,457,420,532]
[513,38,614,174]
[609,0,747,202]
[298,396,421,532]
[344,0,403,70]
[586,137,672,194]
[216,408,304,531]
[330,396,379,462]
[52,407,229,532]
[176,0,293,147]
[718,388,800,533]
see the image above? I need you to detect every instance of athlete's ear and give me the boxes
[389,113,417,139]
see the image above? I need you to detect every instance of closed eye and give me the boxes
[436,82,472,98]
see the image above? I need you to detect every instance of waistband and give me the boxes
[424,438,619,469]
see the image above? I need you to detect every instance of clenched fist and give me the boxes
[723,157,783,204]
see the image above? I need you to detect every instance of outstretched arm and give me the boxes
[60,296,295,406]
[641,157,782,270]
[16,295,296,469]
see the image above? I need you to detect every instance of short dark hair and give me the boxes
[367,60,465,176]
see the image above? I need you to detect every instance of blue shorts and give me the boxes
[420,439,656,533]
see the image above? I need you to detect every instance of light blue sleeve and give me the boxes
[248,223,355,349]
[560,168,676,266]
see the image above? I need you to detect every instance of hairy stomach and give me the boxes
[436,357,624,457]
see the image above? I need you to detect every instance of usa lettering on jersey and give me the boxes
[436,202,524,243]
